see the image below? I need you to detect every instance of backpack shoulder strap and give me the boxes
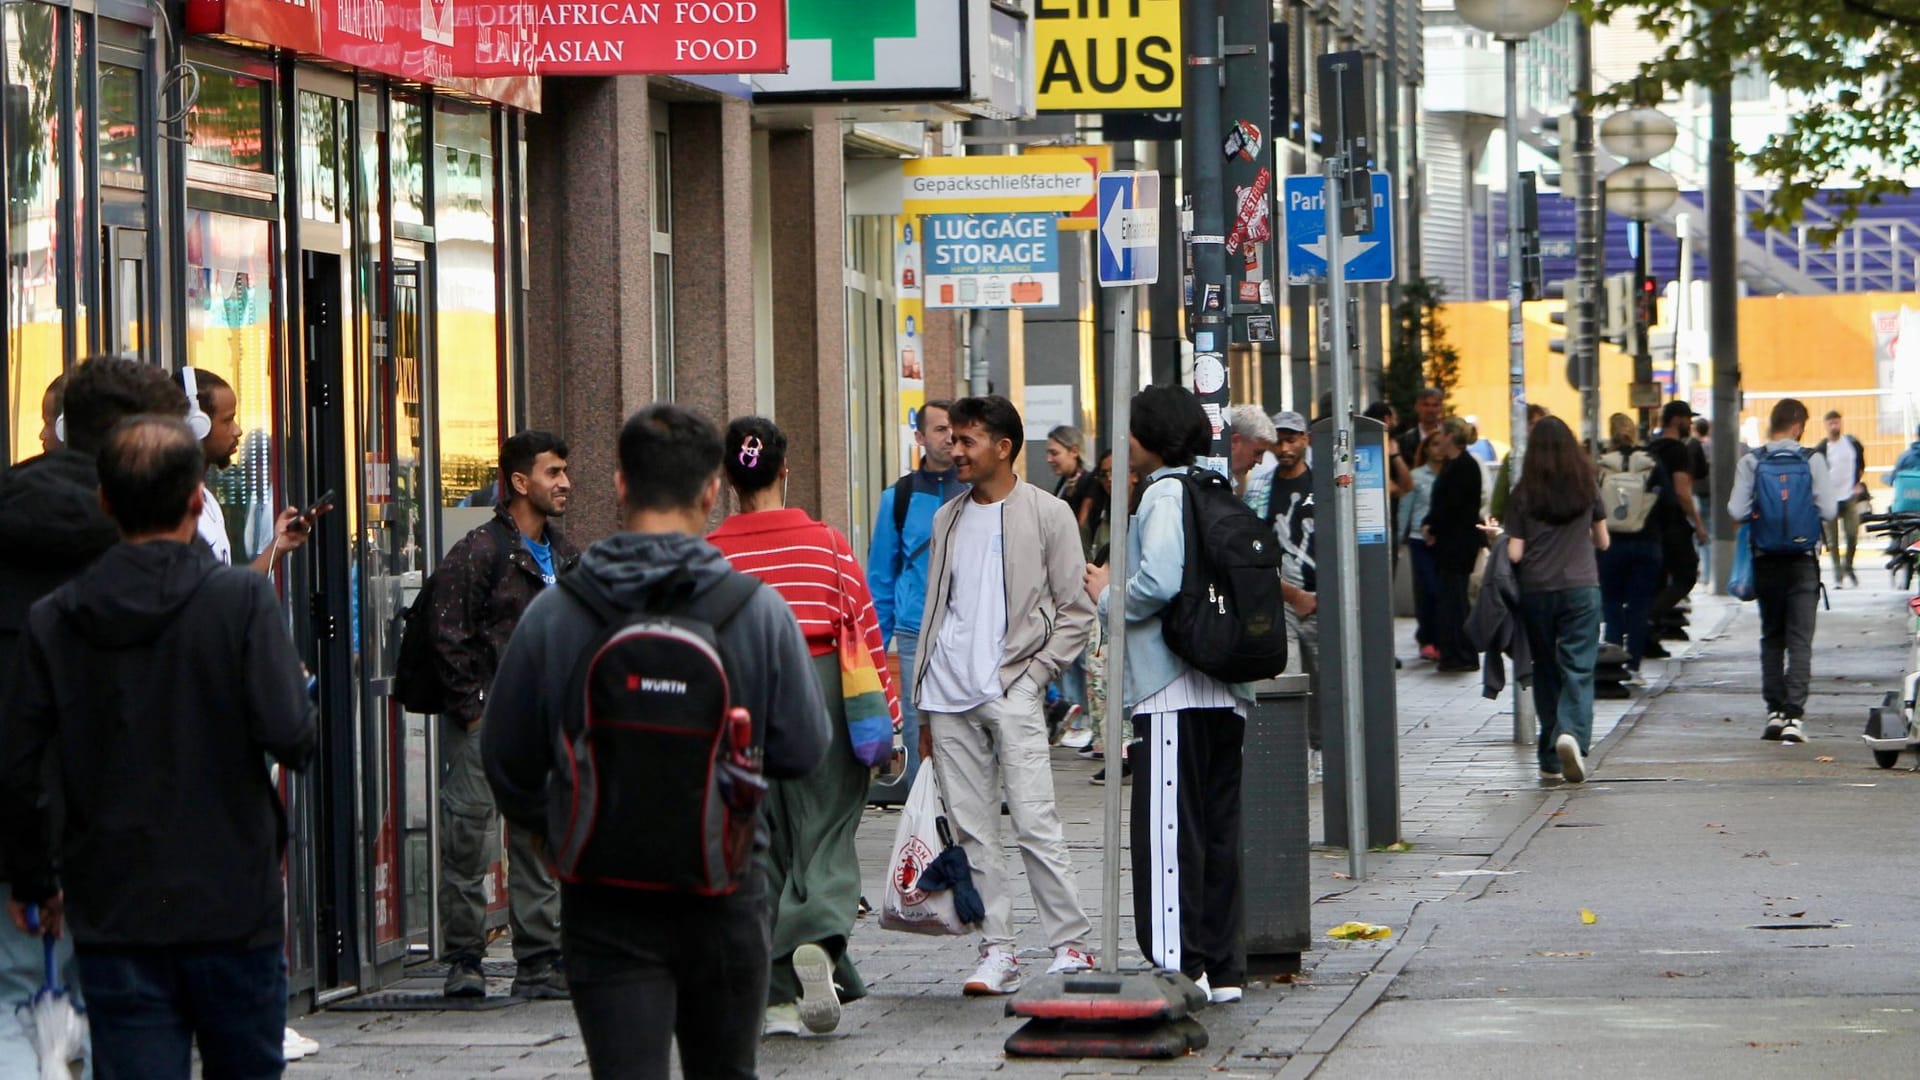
[891,473,915,534]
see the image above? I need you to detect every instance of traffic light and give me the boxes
[1517,172,1543,301]
[1636,273,1659,332]
[1601,272,1634,351]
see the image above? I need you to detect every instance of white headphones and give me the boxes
[181,367,212,440]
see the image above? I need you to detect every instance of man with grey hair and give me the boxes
[1226,405,1279,517]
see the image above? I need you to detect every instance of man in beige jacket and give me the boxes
[913,394,1097,996]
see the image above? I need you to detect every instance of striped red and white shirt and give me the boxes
[708,508,900,727]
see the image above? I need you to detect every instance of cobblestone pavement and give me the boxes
[286,608,1708,1078]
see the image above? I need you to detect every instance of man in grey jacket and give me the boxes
[482,404,828,1078]
[913,395,1097,996]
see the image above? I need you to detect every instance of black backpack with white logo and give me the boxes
[1160,468,1290,684]
[549,569,765,897]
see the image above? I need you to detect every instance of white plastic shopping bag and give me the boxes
[879,767,972,936]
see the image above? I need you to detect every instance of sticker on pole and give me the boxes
[1283,171,1395,284]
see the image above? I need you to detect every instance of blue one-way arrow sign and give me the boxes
[1284,171,1395,285]
[1097,171,1161,287]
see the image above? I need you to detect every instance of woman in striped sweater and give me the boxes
[708,416,900,1040]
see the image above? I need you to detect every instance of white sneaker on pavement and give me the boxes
[1060,727,1094,750]
[964,949,1022,996]
[1554,734,1587,783]
[1780,719,1806,744]
[1046,947,1095,975]
[791,942,842,1034]
[1209,984,1244,1004]
[1762,712,1786,741]
[764,1003,804,1037]
[284,1027,319,1061]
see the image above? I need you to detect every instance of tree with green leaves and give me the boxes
[1586,0,1918,234]
[1386,279,1460,426]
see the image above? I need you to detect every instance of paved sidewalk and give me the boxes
[285,611,1699,1078]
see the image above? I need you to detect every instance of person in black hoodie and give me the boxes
[0,356,186,1075]
[483,404,829,1079]
[1422,417,1486,673]
[2,415,315,1077]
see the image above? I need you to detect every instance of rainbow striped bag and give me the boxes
[841,630,894,767]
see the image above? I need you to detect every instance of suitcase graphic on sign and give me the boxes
[1009,276,1045,304]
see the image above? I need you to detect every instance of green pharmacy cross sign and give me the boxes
[788,0,917,81]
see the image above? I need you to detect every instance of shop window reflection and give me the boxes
[5,2,64,463]
[184,211,277,562]
[434,104,499,507]
[97,63,143,177]
[186,67,269,172]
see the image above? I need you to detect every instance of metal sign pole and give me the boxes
[1322,149,1368,882]
[1101,283,1136,973]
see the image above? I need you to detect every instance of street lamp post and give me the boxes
[1600,107,1681,432]
[1455,0,1568,745]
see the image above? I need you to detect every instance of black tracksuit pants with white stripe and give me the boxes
[1129,708,1246,987]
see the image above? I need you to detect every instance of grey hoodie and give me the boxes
[481,530,830,845]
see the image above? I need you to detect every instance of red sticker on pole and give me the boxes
[448,0,788,77]
[1226,167,1272,254]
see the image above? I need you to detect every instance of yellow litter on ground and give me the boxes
[1327,922,1393,940]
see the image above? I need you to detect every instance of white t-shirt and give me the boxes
[197,484,233,565]
[917,498,1009,714]
[1827,436,1859,506]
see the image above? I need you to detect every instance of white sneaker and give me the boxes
[1762,712,1786,741]
[1209,984,1244,1004]
[283,1027,319,1061]
[1554,734,1587,783]
[1046,946,1095,975]
[1060,727,1094,750]
[1780,719,1806,744]
[763,1003,803,1037]
[791,942,842,1034]
[963,949,1022,996]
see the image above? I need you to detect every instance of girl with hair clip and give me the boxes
[706,416,900,1039]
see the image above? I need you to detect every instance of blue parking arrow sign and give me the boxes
[1283,171,1395,284]
[1097,171,1161,287]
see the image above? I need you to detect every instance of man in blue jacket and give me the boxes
[868,399,965,786]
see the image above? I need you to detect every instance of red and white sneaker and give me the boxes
[964,949,1022,996]
[1045,947,1096,975]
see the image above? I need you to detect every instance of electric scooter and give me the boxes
[1859,510,1920,768]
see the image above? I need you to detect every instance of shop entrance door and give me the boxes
[361,250,436,977]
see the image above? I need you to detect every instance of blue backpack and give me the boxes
[1747,447,1821,556]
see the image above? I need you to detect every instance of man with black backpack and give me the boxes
[868,400,965,790]
[420,430,577,1000]
[481,404,827,1077]
[1727,398,1835,744]
[912,395,1096,996]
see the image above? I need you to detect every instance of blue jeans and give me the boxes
[1520,587,1602,773]
[1598,534,1664,668]
[77,944,286,1079]
[0,924,88,1079]
[896,631,922,787]
[1047,654,1087,712]
[1406,537,1440,647]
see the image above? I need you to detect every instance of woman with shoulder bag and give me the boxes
[1495,416,1611,782]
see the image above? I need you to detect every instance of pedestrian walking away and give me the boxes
[1814,409,1867,587]
[707,416,901,1039]
[1,416,315,1079]
[482,404,830,1079]
[0,356,188,1076]
[1728,398,1836,743]
[1596,413,1669,674]
[1422,417,1486,673]
[425,430,577,1000]
[868,400,967,791]
[1645,401,1709,659]
[1497,416,1610,783]
[911,394,1098,996]
[1084,385,1254,1005]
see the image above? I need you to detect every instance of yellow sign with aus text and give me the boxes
[1033,0,1182,113]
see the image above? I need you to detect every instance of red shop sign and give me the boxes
[446,0,788,78]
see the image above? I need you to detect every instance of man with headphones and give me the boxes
[180,367,331,573]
